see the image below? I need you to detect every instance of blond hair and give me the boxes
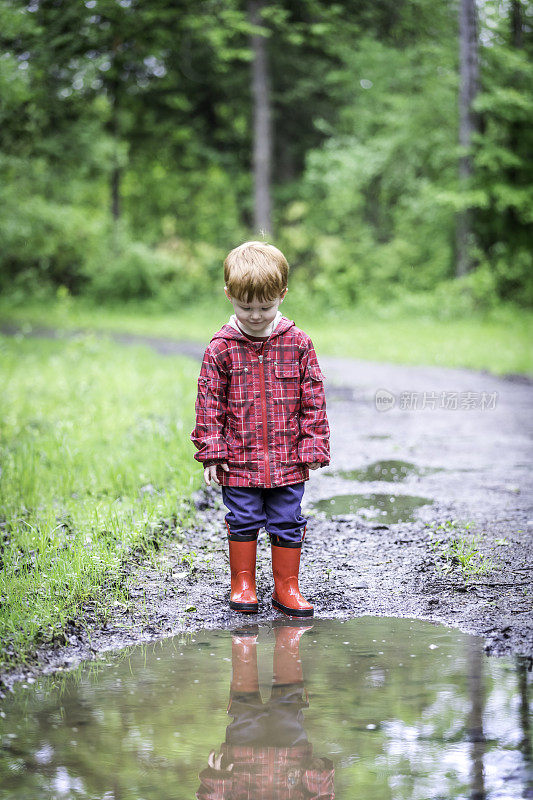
[224,241,289,303]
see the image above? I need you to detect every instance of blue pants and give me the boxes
[222,483,307,545]
[226,686,309,747]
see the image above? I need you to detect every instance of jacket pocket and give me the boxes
[197,375,227,411]
[274,362,299,379]
[228,365,250,406]
[289,411,300,434]
[272,361,300,404]
[275,412,300,464]
[198,374,226,400]
[308,364,326,381]
[224,419,251,465]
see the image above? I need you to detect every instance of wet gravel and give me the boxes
[1,332,532,695]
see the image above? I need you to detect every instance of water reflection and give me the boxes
[0,618,530,799]
[312,492,433,523]
[198,622,333,798]
[325,459,442,482]
[517,656,532,765]
[467,637,486,799]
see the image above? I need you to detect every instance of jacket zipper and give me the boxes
[257,353,271,486]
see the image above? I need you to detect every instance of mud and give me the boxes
[1,330,532,696]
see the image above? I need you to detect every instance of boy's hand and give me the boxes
[204,462,229,485]
[208,749,234,772]
[307,462,321,470]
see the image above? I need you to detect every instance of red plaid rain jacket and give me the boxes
[196,744,335,800]
[190,315,330,487]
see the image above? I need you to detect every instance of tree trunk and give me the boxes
[507,1,524,213]
[466,639,486,800]
[111,164,121,222]
[510,0,524,48]
[516,656,532,763]
[110,84,121,223]
[249,0,272,237]
[456,0,480,277]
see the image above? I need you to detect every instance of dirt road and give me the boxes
[1,330,532,693]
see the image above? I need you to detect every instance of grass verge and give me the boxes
[0,333,199,670]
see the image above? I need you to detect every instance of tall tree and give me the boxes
[249,0,272,236]
[507,1,526,223]
[469,0,533,304]
[510,0,524,48]
[456,0,480,276]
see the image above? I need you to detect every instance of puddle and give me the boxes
[326,459,442,482]
[0,618,530,799]
[313,492,433,523]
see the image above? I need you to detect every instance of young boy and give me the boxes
[190,241,330,618]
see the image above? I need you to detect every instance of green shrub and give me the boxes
[0,194,103,295]
[0,184,227,305]
[82,232,224,304]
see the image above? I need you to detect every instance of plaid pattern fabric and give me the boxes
[190,316,330,488]
[196,744,335,800]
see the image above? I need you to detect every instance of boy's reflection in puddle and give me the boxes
[197,621,334,799]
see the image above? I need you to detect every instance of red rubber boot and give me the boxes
[271,537,314,618]
[228,530,259,613]
[230,628,259,693]
[272,622,314,685]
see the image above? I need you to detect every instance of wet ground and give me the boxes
[0,329,532,695]
[1,618,531,799]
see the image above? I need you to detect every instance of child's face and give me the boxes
[224,287,287,336]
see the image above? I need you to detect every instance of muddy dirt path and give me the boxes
[1,327,532,694]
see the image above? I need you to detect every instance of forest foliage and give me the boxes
[1,0,532,311]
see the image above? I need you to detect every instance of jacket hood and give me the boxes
[211,310,294,342]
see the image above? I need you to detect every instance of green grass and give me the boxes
[0,333,200,669]
[426,520,495,583]
[1,294,532,377]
